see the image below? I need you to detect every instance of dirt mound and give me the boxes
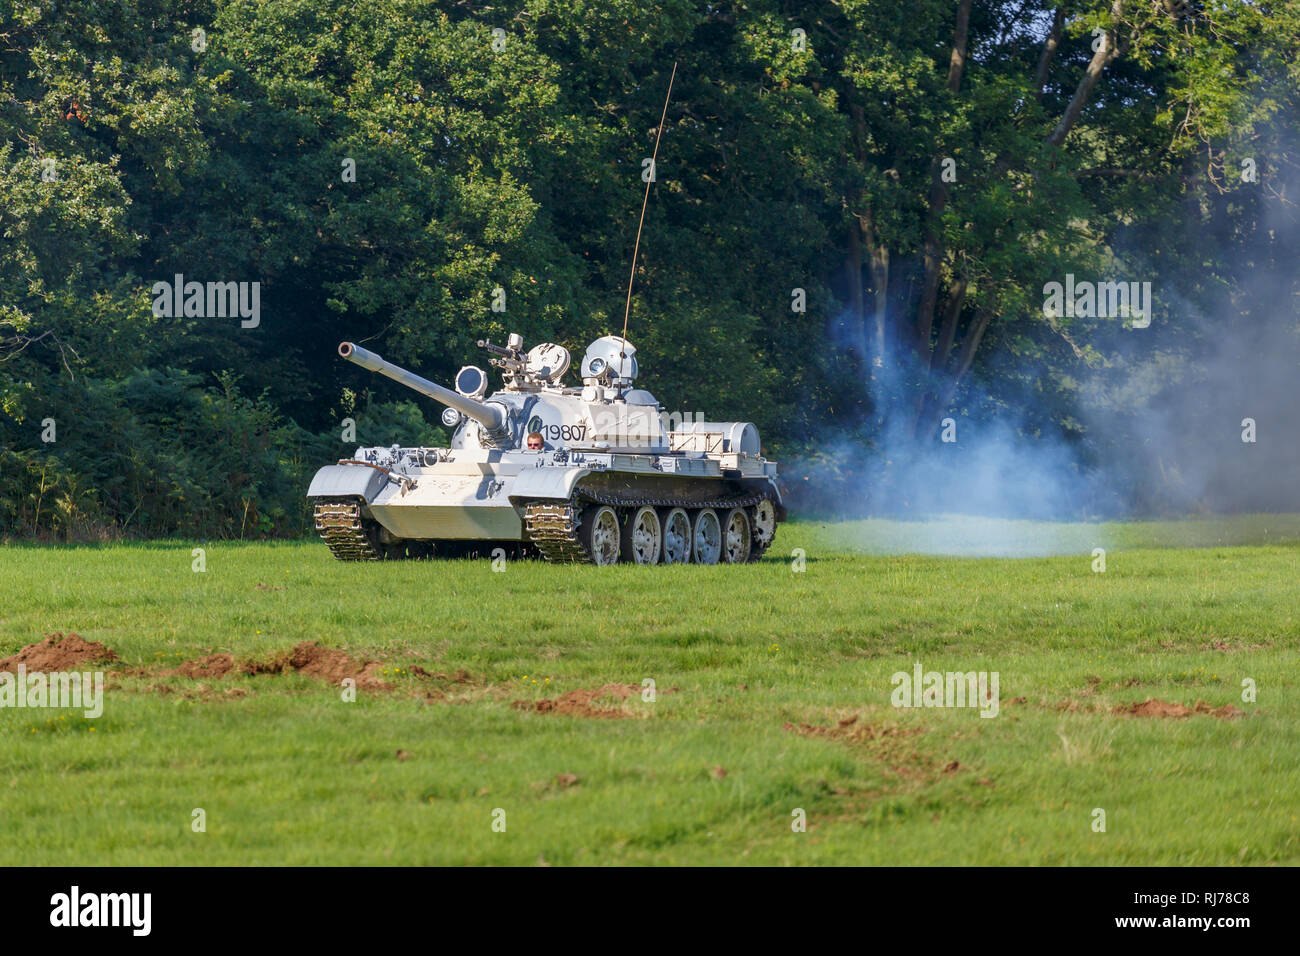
[1118,698,1245,719]
[240,642,392,690]
[0,633,119,672]
[177,654,236,678]
[514,683,641,718]
[171,642,392,690]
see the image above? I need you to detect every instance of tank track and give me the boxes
[313,498,383,561]
[524,487,775,564]
[522,503,591,563]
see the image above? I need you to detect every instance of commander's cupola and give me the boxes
[579,335,657,406]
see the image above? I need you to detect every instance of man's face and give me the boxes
[527,436,543,450]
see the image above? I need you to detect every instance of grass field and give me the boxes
[2,516,1298,865]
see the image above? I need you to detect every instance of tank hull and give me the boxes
[308,448,782,541]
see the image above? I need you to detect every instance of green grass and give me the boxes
[1,516,1297,865]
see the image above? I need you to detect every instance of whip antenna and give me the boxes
[618,61,677,386]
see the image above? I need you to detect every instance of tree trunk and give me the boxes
[1047,1,1124,147]
[915,0,973,356]
[848,102,890,384]
[867,229,889,373]
[916,278,968,434]
[931,277,968,373]
[1034,7,1065,100]
[909,0,972,435]
[933,309,992,416]
[844,221,868,367]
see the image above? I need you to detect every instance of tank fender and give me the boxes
[306,463,390,503]
[508,465,591,504]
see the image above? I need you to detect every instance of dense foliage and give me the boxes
[3,0,1297,537]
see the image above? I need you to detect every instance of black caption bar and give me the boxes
[0,866,1282,942]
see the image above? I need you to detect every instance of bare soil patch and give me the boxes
[513,683,643,718]
[412,666,473,683]
[167,642,392,690]
[239,642,393,690]
[147,682,248,701]
[1117,698,1245,719]
[1202,640,1269,652]
[785,712,958,789]
[784,713,923,744]
[176,654,236,678]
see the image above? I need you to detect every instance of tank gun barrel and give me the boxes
[337,342,510,444]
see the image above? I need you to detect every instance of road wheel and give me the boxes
[722,507,752,564]
[580,505,621,565]
[691,508,722,565]
[660,507,691,564]
[621,505,662,565]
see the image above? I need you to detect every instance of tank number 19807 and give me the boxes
[541,424,586,442]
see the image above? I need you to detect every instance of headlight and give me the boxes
[455,365,487,399]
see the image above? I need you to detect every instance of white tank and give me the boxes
[308,332,784,566]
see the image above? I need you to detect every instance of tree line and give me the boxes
[2,0,1297,538]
